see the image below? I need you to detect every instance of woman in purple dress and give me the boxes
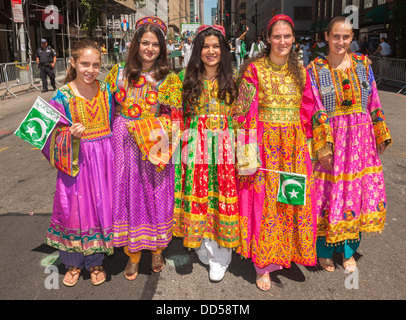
[105,16,182,281]
[43,39,115,287]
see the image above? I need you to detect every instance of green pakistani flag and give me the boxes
[14,96,63,150]
[277,172,307,206]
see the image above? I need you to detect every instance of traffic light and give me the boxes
[251,16,256,24]
[272,8,276,16]
[196,16,199,23]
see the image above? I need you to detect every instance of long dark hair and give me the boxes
[65,39,101,83]
[124,24,170,83]
[182,28,238,108]
[239,19,306,92]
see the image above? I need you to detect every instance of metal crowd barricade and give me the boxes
[367,56,406,94]
[1,61,40,100]
[0,64,11,99]
[0,53,130,100]
[380,57,406,94]
[54,58,67,86]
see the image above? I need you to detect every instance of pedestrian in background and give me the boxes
[35,38,56,93]
[174,24,240,282]
[235,26,249,70]
[311,36,327,60]
[167,39,175,69]
[104,16,183,282]
[294,42,303,65]
[249,36,265,58]
[42,39,115,287]
[182,37,193,68]
[359,36,369,55]
[307,16,392,273]
[372,37,391,58]
[101,43,107,54]
[236,14,317,291]
[302,38,311,67]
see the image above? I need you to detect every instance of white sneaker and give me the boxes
[209,263,227,282]
[195,247,209,265]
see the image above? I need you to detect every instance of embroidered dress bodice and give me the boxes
[66,81,112,141]
[256,58,302,124]
[187,78,234,118]
[112,67,160,119]
[311,55,370,117]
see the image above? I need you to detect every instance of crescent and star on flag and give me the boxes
[281,179,302,199]
[25,117,47,142]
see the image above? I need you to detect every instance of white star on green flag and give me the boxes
[14,97,63,150]
[277,172,307,206]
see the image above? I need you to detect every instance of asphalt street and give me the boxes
[0,71,405,309]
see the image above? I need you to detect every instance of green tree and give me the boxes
[80,0,106,38]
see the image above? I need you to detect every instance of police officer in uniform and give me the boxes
[35,39,57,93]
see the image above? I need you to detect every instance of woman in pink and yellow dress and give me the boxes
[236,15,317,291]
[307,16,392,272]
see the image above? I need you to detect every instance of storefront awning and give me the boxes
[364,6,392,24]
[29,9,64,25]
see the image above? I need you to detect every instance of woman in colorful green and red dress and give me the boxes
[173,25,240,282]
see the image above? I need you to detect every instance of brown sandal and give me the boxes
[89,265,106,286]
[124,258,139,280]
[151,253,165,273]
[63,266,81,287]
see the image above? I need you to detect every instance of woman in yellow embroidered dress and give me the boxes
[307,17,392,273]
[236,15,317,291]
[173,25,240,282]
[104,17,182,281]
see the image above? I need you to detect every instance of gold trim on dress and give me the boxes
[314,165,383,183]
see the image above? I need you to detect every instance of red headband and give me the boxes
[267,14,295,32]
[197,24,226,37]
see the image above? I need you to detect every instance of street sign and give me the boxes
[121,19,129,32]
[11,0,24,23]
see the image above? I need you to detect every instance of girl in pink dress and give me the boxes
[307,16,392,272]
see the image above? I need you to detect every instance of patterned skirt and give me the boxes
[112,115,175,252]
[314,113,387,245]
[173,115,240,249]
[237,121,317,269]
[45,137,114,256]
